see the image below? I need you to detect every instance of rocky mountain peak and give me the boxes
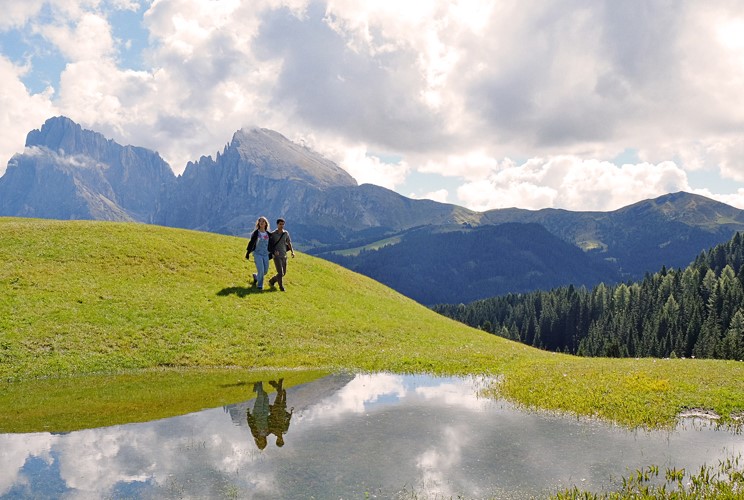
[26,116,108,157]
[2,116,176,222]
[228,127,357,189]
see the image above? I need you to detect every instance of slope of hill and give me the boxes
[0,216,522,381]
[1,217,743,430]
[321,223,621,305]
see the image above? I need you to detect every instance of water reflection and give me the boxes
[1,373,742,499]
[246,380,293,449]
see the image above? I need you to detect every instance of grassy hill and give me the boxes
[1,217,743,431]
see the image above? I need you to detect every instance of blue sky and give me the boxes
[1,0,744,211]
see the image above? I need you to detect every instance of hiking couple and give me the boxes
[245,217,295,291]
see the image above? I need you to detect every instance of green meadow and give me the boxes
[1,217,742,432]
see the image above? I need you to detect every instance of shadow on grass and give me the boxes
[217,286,277,298]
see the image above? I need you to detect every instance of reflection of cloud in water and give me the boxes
[415,425,469,498]
[414,378,493,411]
[297,373,406,422]
[0,410,280,499]
[1,373,741,499]
[296,373,493,425]
[57,428,155,493]
[0,433,57,495]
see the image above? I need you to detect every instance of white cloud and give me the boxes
[23,0,295,172]
[96,0,305,170]
[336,146,409,189]
[2,0,744,209]
[458,178,556,211]
[0,56,56,174]
[0,0,46,29]
[295,374,495,426]
[56,60,149,126]
[419,150,501,180]
[110,0,143,11]
[410,188,450,204]
[39,12,115,62]
[456,157,691,212]
[0,0,104,30]
[666,138,744,183]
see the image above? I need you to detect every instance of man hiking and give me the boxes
[268,218,295,291]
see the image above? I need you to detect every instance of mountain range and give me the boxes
[0,117,175,222]
[323,222,621,305]
[2,116,744,304]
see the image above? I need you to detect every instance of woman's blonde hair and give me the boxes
[255,216,270,231]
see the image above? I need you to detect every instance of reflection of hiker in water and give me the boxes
[246,382,271,450]
[246,379,294,449]
[268,379,294,447]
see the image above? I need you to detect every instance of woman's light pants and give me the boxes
[254,253,269,289]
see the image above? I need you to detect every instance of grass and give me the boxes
[0,367,327,433]
[393,454,744,499]
[553,455,744,499]
[1,217,743,433]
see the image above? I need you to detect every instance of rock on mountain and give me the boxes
[0,117,176,221]
[154,127,476,243]
[154,127,358,234]
[0,117,474,244]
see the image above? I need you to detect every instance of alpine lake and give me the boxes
[1,371,742,499]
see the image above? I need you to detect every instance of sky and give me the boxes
[1,0,744,212]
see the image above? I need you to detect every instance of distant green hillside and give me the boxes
[480,192,744,279]
[1,218,743,429]
[320,223,620,305]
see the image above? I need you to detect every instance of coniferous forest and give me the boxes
[433,232,744,360]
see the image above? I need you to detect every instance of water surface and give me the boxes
[1,373,741,499]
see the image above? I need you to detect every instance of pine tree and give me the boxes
[722,309,744,360]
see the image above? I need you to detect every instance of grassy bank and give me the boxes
[1,217,742,431]
[0,367,327,433]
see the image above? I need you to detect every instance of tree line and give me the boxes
[433,232,744,360]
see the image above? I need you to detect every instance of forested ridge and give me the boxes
[433,232,744,360]
[323,223,619,305]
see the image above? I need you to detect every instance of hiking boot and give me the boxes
[279,285,285,292]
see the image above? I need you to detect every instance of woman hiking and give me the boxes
[245,216,271,290]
